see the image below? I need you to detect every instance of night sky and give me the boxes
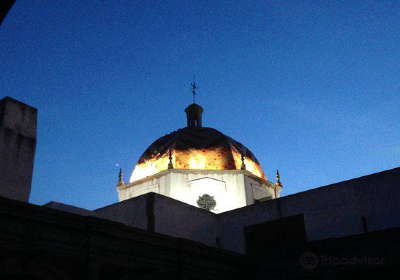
[1,1,399,210]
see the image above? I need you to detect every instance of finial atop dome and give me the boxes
[185,82,203,128]
[117,168,125,186]
[240,151,246,170]
[168,148,174,169]
[275,169,282,187]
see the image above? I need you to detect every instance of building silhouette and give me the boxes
[0,96,399,280]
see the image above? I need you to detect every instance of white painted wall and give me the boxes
[118,169,274,213]
[95,168,400,254]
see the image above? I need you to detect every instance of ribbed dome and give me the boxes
[130,127,266,182]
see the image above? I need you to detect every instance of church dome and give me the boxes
[130,127,266,182]
[130,103,267,183]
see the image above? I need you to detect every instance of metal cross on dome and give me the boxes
[191,82,198,104]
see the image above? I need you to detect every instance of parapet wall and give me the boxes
[94,167,400,253]
[93,192,219,247]
[218,167,400,253]
[41,160,396,254]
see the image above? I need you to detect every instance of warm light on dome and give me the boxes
[232,149,263,179]
[129,105,266,183]
[130,144,266,183]
[189,155,206,169]
[130,153,170,182]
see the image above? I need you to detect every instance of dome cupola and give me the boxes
[117,86,281,213]
[130,104,266,183]
[185,103,203,128]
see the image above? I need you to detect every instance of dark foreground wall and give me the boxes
[0,0,16,26]
[245,224,400,280]
[1,194,400,280]
[219,167,400,253]
[0,97,37,202]
[0,196,242,280]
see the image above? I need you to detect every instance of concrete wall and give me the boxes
[153,194,219,247]
[94,193,220,247]
[0,195,242,280]
[118,169,272,213]
[0,97,37,202]
[178,171,247,213]
[43,201,92,216]
[218,167,400,253]
[66,168,400,254]
[93,194,149,230]
[55,167,400,254]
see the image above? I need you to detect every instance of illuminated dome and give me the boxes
[130,103,266,182]
[119,99,282,212]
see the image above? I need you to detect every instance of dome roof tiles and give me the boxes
[130,127,266,182]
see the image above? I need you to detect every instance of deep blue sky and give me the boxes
[1,1,399,210]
